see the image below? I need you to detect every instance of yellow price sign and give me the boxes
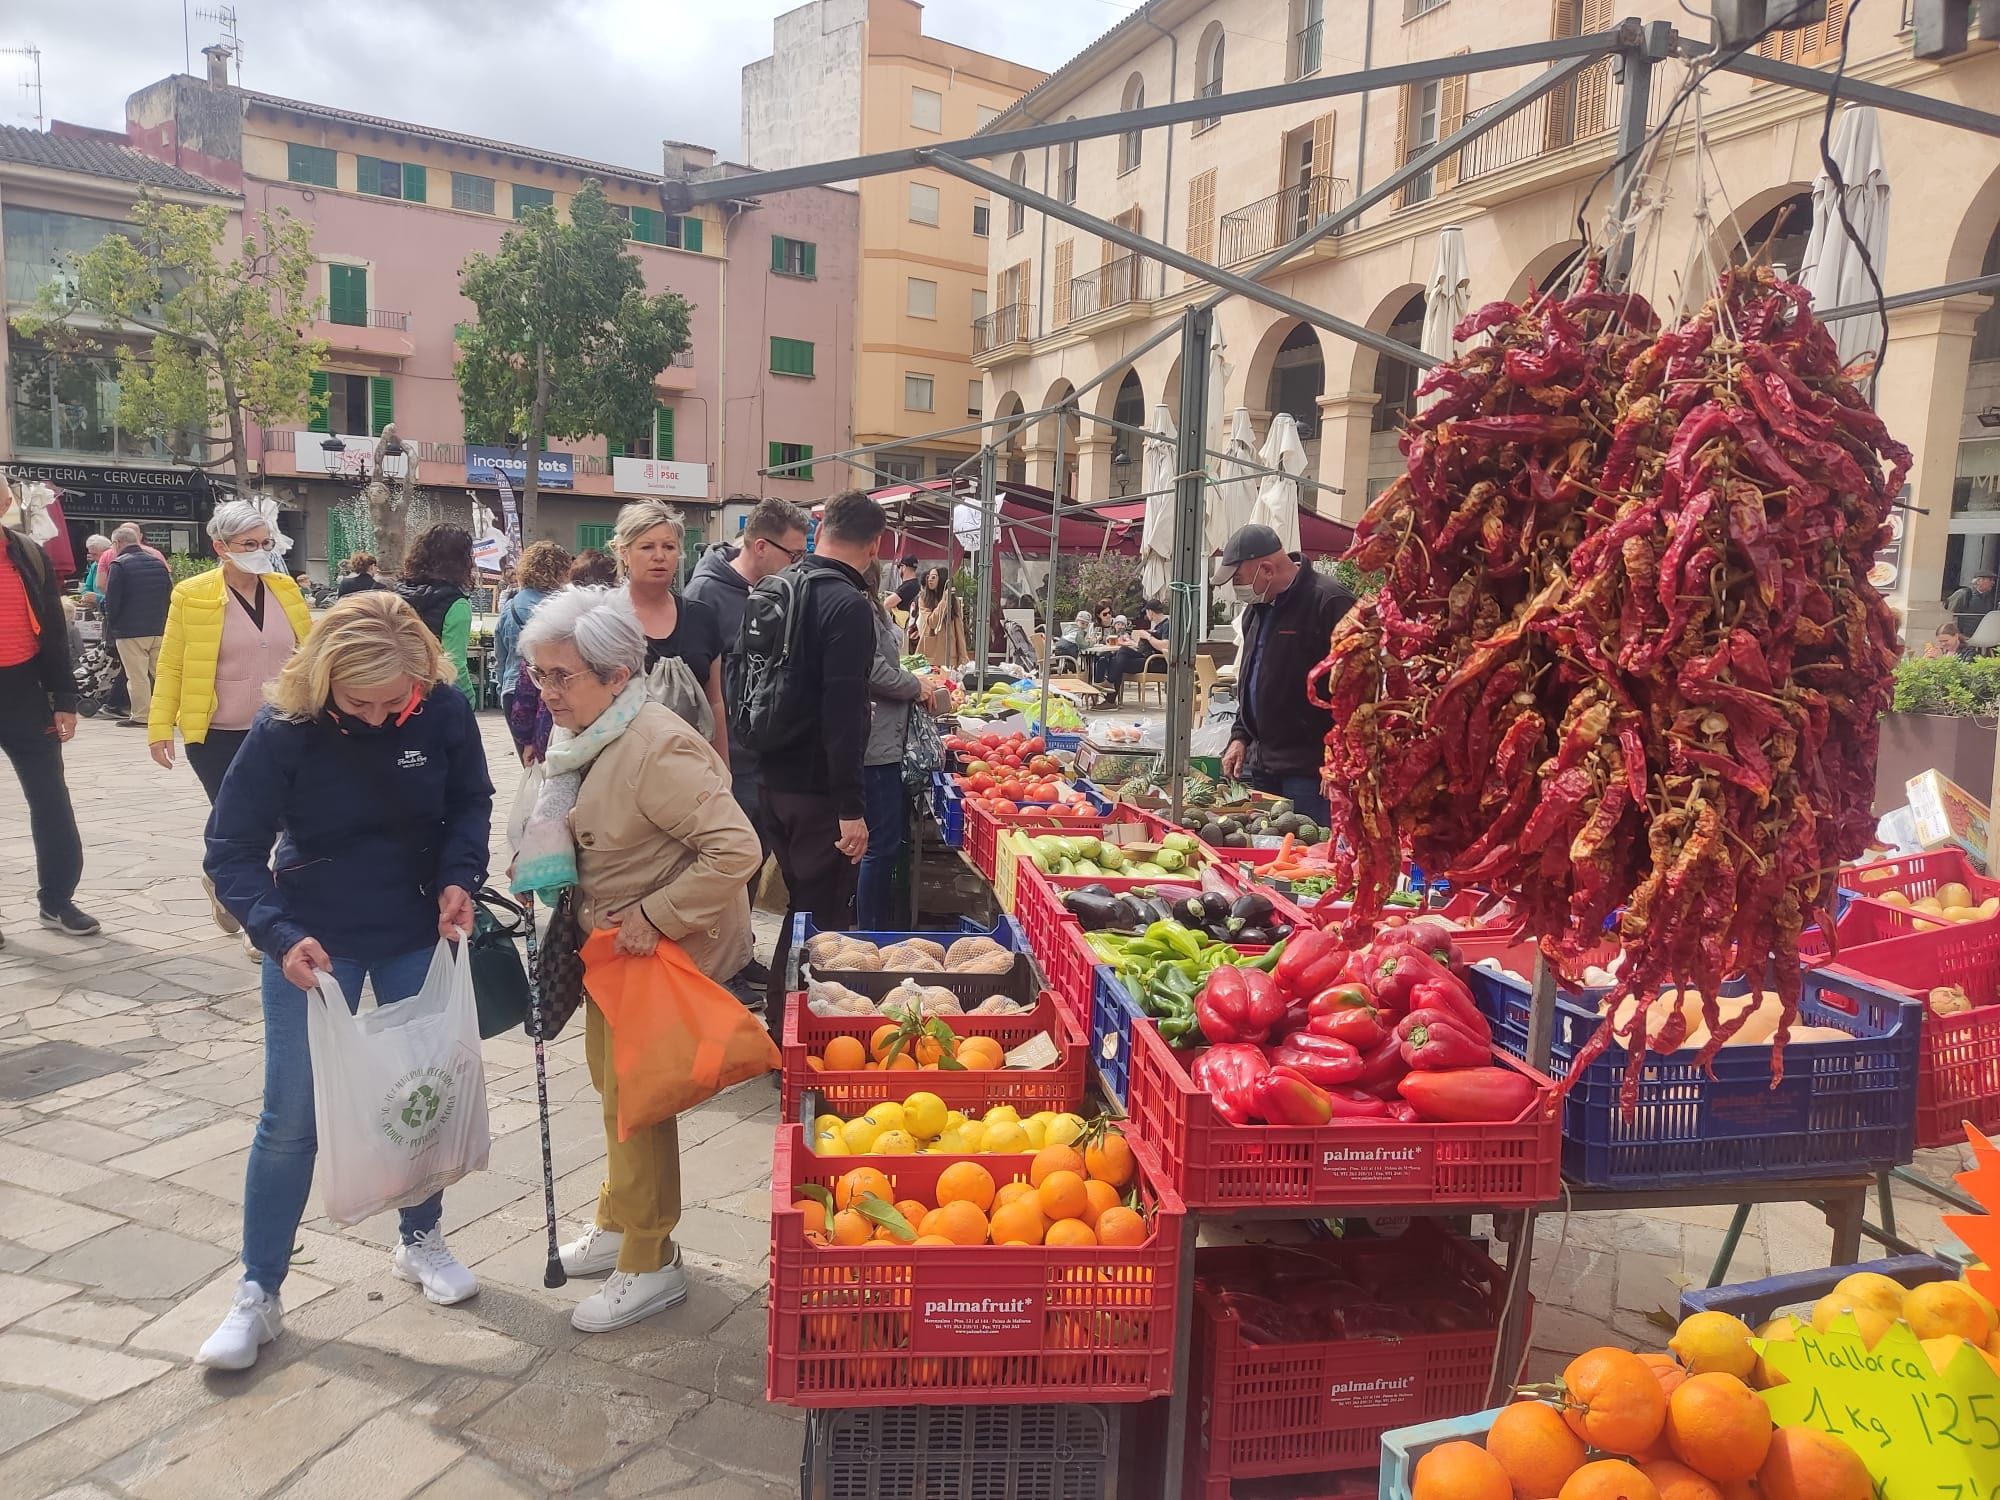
[1758,1318,2000,1496]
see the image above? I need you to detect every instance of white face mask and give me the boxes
[230,548,281,576]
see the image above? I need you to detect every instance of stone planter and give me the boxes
[1875,711,1997,816]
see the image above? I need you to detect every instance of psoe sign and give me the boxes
[613,456,709,500]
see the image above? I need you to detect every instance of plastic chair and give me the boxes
[1133,655,1170,706]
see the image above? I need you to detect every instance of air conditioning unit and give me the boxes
[1712,0,1827,48]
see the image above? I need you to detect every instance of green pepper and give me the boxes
[1143,921,1205,962]
[1244,938,1289,974]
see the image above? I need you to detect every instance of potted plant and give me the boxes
[1877,655,2000,814]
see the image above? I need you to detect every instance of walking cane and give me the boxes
[519,891,567,1289]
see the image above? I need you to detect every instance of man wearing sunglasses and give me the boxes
[683,497,811,989]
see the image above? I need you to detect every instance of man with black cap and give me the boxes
[1949,568,1998,640]
[1214,523,1355,825]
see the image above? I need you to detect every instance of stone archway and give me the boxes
[1507,242,1586,304]
[1110,370,1147,499]
[1711,183,1815,279]
[994,391,1028,486]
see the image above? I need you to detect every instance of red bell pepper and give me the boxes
[1194,966,1286,1045]
[1272,928,1347,1001]
[1190,1043,1271,1126]
[1308,1005,1388,1050]
[1250,1065,1334,1126]
[1352,1030,1408,1092]
[1396,919,1463,967]
[1323,1086,1392,1118]
[1396,1066,1538,1123]
[1383,1101,1421,1123]
[1370,946,1477,1018]
[1269,1030,1363,1088]
[1410,972,1489,1037]
[1395,1009,1491,1070]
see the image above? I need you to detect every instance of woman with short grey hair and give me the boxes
[510,584,765,1335]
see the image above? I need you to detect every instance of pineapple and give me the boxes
[1184,770,1218,810]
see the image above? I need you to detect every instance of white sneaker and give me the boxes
[195,1279,282,1370]
[201,874,241,935]
[571,1259,688,1333]
[391,1227,479,1305]
[559,1224,623,1278]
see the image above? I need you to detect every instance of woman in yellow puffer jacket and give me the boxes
[149,499,313,802]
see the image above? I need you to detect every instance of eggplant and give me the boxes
[1200,890,1235,924]
[1228,892,1276,931]
[1063,889,1135,932]
[1236,926,1275,946]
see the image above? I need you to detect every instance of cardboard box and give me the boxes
[1906,768,1992,874]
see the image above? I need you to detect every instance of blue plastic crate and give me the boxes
[1090,966,1151,1109]
[1031,719,1083,754]
[929,771,965,847]
[786,913,1026,992]
[1378,1409,1501,1500]
[1467,965,1921,1189]
[1676,1254,1957,1326]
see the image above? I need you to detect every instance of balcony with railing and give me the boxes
[655,344,699,392]
[1445,61,1666,201]
[1068,254,1161,326]
[1292,20,1323,80]
[316,305,416,360]
[972,303,1032,359]
[1218,176,1350,266]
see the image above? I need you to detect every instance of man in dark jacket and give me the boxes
[102,523,173,729]
[0,515,97,939]
[1215,523,1355,825]
[754,490,884,1036]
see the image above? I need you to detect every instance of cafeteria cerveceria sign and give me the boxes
[2,459,210,521]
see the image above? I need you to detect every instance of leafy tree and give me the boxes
[455,180,693,537]
[15,197,324,494]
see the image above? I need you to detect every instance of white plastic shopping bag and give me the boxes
[306,937,491,1228]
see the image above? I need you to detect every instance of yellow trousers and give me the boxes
[584,1000,681,1273]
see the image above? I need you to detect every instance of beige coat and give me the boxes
[571,704,760,981]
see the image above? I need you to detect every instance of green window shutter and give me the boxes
[402,163,426,203]
[800,445,813,482]
[682,216,703,253]
[576,523,615,552]
[630,206,663,244]
[769,442,782,472]
[607,437,626,460]
[655,407,674,460]
[356,156,381,196]
[308,371,331,433]
[328,264,366,326]
[802,242,817,277]
[771,235,786,272]
[369,376,394,436]
[770,338,815,377]
[288,143,336,187]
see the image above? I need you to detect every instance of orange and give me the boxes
[828,1208,872,1246]
[989,1198,1046,1246]
[1046,1218,1097,1246]
[869,1023,902,1062]
[1486,1398,1588,1498]
[1094,1206,1147,1247]
[931,1199,990,1247]
[1756,1427,1873,1500]
[937,1161,997,1213]
[914,1034,945,1066]
[1559,1459,1660,1500]
[893,1199,929,1228]
[793,1199,828,1237]
[806,1055,824,1072]
[834,1166,895,1212]
[1085,1132,1136,1187]
[1410,1440,1511,1500]
[994,1181,1038,1210]
[913,1234,956,1246]
[1082,1179,1122,1226]
[822,1035,866,1070]
[917,1208,944,1238]
[1638,1459,1723,1500]
[1031,1144,1086,1186]
[1562,1348,1670,1458]
[1037,1170,1089,1222]
[1639,1352,1688,1398]
[957,1037,1003,1070]
[1663,1373,1772,1482]
[886,1053,918,1071]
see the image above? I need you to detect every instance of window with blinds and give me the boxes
[770,337,816,377]
[287,143,337,188]
[451,173,495,214]
[327,263,367,327]
[1756,0,1851,64]
[512,185,555,220]
[772,236,817,277]
[1185,169,1216,285]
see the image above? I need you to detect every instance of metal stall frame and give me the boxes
[669,16,2000,1495]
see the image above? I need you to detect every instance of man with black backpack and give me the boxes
[731,489,886,1040]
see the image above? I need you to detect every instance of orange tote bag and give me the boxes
[580,929,781,1140]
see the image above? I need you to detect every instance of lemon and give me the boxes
[812,1128,841,1155]
[902,1091,947,1140]
[1906,1281,1990,1343]
[1962,1274,2000,1335]
[1045,1112,1088,1148]
[814,1113,845,1138]
[956,1121,987,1152]
[1832,1271,1908,1322]
[1020,1116,1048,1149]
[866,1102,907,1137]
[871,1129,917,1156]
[982,1120,1030,1153]
[841,1116,882,1154]
[944,1110,967,1133]
[982,1105,1020,1126]
[1669,1310,1757,1379]
[933,1130,968,1154]
[1810,1293,1894,1349]
[1752,1315,1799,1389]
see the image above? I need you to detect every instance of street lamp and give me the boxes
[379,434,408,479]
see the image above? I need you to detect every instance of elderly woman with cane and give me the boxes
[512,586,766,1332]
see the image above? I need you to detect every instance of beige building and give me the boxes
[744,0,1044,484]
[974,0,2000,627]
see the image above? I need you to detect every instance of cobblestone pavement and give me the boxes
[0,712,1974,1495]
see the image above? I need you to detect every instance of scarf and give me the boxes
[511,680,646,901]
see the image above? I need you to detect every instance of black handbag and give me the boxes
[468,888,532,1040]
[530,886,588,1042]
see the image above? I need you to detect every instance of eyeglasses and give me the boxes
[525,665,597,690]
[224,537,277,553]
[760,538,805,564]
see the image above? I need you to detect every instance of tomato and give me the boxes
[990,799,1017,815]
[1024,736,1044,754]
[967,774,995,793]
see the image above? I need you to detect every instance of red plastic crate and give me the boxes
[1810,919,2000,1148]
[1797,899,1924,962]
[1189,1225,1519,1486]
[1123,1022,1560,1213]
[767,1127,1185,1407]
[781,991,1085,1120]
[1301,889,1522,937]
[1041,923,1106,1039]
[1843,850,2000,918]
[964,801,1069,879]
[1014,866,1176,977]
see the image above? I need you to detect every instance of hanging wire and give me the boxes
[1814,0,1893,385]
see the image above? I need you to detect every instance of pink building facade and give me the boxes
[123,65,858,570]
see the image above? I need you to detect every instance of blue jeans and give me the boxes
[242,945,443,1292]
[856,763,907,930]
[1250,770,1331,828]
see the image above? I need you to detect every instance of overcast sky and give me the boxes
[12,0,1134,171]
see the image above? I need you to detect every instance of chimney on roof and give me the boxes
[201,44,232,89]
[661,140,717,181]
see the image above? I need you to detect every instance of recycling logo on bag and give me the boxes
[380,1066,457,1152]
